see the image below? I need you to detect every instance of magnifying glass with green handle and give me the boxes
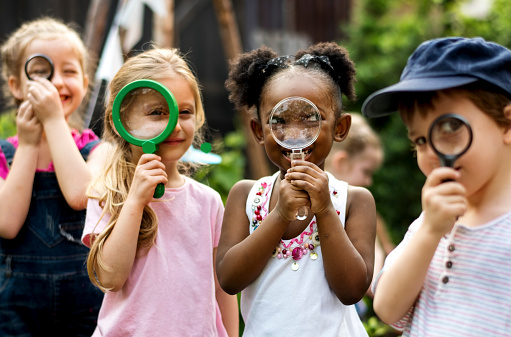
[112,79,179,198]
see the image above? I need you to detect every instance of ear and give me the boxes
[329,150,350,174]
[8,76,24,101]
[250,118,265,145]
[503,104,511,144]
[83,73,89,91]
[334,113,351,142]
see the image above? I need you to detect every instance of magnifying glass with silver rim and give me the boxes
[269,96,322,220]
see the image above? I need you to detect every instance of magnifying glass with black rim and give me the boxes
[112,79,179,198]
[428,113,473,175]
[25,54,54,81]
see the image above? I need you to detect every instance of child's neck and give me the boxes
[165,168,185,188]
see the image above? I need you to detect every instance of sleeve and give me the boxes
[82,197,111,247]
[0,149,8,180]
[73,129,99,151]
[371,213,424,331]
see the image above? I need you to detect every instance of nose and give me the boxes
[50,70,64,88]
[171,118,182,134]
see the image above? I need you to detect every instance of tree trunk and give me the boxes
[212,0,271,179]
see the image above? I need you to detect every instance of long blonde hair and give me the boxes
[87,47,206,291]
[0,16,89,129]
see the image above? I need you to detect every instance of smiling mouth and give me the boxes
[283,148,312,159]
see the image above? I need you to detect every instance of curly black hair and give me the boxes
[225,42,356,115]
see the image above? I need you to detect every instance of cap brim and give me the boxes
[180,146,222,164]
[362,76,478,118]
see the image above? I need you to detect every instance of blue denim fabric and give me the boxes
[0,140,103,337]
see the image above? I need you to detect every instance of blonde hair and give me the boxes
[87,47,206,291]
[0,16,89,128]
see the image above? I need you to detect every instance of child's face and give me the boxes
[406,91,507,196]
[256,73,348,171]
[341,147,383,187]
[15,38,88,121]
[128,76,197,167]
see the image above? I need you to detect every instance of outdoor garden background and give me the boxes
[0,0,510,336]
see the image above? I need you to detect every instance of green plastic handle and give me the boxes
[112,79,179,199]
[154,183,165,198]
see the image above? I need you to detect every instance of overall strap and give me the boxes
[0,138,100,167]
[0,139,15,167]
[79,139,100,161]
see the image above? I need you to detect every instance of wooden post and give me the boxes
[84,0,114,76]
[153,0,175,48]
[212,0,271,179]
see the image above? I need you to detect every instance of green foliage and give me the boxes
[364,316,401,337]
[194,129,246,203]
[0,110,16,139]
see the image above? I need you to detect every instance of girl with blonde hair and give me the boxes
[0,17,104,336]
[82,47,238,336]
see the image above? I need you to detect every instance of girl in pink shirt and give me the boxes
[82,47,238,337]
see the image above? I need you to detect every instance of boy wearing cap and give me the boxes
[362,37,511,336]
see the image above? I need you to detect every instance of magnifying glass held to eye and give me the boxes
[269,96,322,220]
[25,54,54,81]
[428,113,473,177]
[112,79,179,198]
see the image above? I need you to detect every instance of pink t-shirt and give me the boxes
[82,177,228,337]
[0,150,7,180]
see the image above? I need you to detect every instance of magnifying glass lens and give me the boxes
[270,98,321,149]
[120,87,171,140]
[430,117,471,156]
[25,56,53,80]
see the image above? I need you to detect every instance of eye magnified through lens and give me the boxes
[428,113,473,168]
[25,54,54,81]
[269,96,322,220]
[112,79,179,198]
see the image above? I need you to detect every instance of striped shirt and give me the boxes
[376,212,511,336]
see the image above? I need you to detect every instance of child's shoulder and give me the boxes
[185,176,224,202]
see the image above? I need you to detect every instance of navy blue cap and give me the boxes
[362,37,511,118]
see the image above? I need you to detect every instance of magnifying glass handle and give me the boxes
[154,183,165,198]
[290,151,308,220]
[296,206,308,220]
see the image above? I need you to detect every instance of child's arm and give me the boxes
[373,168,465,324]
[213,247,239,336]
[94,154,168,291]
[27,78,92,210]
[216,178,305,294]
[286,160,377,304]
[0,102,41,239]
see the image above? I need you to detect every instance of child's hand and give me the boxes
[128,154,168,206]
[275,174,311,222]
[421,167,466,237]
[285,160,332,215]
[26,78,64,124]
[17,100,43,147]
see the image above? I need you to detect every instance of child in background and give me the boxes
[362,37,511,336]
[0,17,104,336]
[325,113,395,313]
[82,47,238,337]
[217,42,376,336]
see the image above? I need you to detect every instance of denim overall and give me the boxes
[0,139,103,337]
